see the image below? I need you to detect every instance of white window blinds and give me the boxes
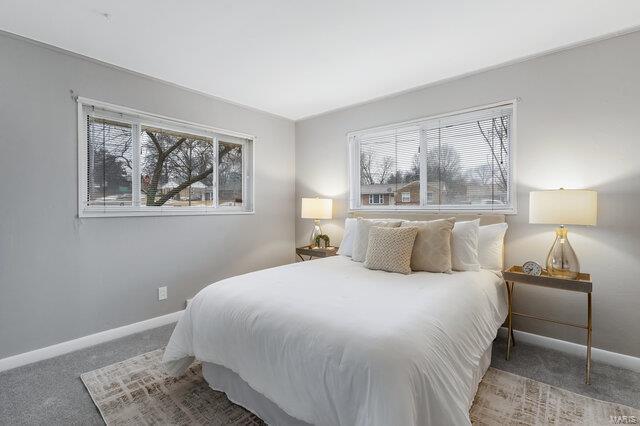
[349,102,515,212]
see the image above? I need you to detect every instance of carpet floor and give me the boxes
[81,348,639,425]
[1,323,638,425]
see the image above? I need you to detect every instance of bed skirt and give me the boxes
[202,343,493,425]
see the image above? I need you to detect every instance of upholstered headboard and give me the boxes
[347,211,505,225]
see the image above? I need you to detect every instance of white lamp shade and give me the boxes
[301,198,332,219]
[529,189,597,226]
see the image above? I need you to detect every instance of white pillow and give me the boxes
[337,218,357,257]
[478,223,508,271]
[351,218,402,262]
[451,219,480,271]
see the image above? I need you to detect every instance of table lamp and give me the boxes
[529,189,597,279]
[301,198,332,246]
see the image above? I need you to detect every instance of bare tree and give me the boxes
[360,151,395,185]
[476,117,509,192]
[377,155,394,184]
[141,130,238,206]
[88,118,133,202]
[427,143,461,183]
[466,162,493,185]
[89,120,243,207]
[141,131,196,206]
[360,151,375,185]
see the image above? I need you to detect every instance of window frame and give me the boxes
[347,99,518,214]
[77,97,255,218]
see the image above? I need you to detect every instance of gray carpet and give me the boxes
[491,335,640,410]
[0,324,638,425]
[0,324,175,425]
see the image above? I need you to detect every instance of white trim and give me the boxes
[213,136,220,208]
[498,327,640,373]
[0,310,184,373]
[79,208,254,218]
[77,102,87,217]
[348,207,516,215]
[509,100,518,214]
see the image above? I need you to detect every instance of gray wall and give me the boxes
[296,31,640,357]
[0,33,296,359]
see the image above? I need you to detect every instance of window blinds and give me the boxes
[86,117,133,207]
[351,102,514,211]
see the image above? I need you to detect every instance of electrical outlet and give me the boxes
[158,286,168,301]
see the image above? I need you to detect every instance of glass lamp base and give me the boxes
[546,226,580,279]
[309,220,323,246]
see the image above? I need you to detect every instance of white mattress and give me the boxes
[163,256,507,426]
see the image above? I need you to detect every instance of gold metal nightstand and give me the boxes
[503,265,593,384]
[296,245,338,261]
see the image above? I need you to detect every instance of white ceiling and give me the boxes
[2,1,640,120]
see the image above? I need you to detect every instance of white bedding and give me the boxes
[163,256,507,426]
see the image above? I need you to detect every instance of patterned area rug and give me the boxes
[81,349,639,425]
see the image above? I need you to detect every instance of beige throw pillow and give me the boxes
[351,218,402,262]
[364,226,418,275]
[401,218,455,273]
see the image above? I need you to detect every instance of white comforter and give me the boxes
[163,256,507,426]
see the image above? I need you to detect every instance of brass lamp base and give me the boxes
[546,225,580,279]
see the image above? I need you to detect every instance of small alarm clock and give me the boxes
[522,261,543,276]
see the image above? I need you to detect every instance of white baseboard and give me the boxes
[499,327,640,373]
[0,310,183,373]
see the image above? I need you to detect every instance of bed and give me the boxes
[163,215,508,426]
[163,215,507,425]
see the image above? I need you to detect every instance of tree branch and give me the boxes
[163,137,187,158]
[153,167,214,206]
[476,121,507,188]
[146,131,163,156]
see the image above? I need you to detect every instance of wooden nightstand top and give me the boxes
[503,265,592,293]
[296,245,338,259]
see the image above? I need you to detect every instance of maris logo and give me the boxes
[610,416,638,424]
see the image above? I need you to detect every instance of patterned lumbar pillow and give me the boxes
[364,226,418,274]
[351,218,402,262]
[401,218,455,273]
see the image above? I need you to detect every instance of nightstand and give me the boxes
[503,265,593,384]
[296,245,338,261]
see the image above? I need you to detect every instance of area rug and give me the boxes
[82,349,639,425]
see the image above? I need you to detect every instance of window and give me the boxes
[368,194,385,204]
[78,98,254,217]
[349,101,515,213]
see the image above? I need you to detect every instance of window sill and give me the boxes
[349,206,517,215]
[79,207,254,218]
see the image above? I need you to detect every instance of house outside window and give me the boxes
[348,101,516,213]
[78,98,254,217]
